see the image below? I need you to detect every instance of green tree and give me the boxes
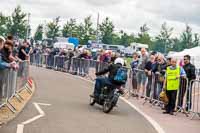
[81,16,95,45]
[136,24,152,47]
[153,22,174,53]
[0,13,9,36]
[62,18,76,37]
[6,6,28,39]
[99,17,114,44]
[111,33,121,45]
[75,23,84,41]
[180,25,193,50]
[46,17,60,39]
[193,33,200,47]
[118,30,135,46]
[171,38,182,52]
[172,25,199,52]
[34,24,43,41]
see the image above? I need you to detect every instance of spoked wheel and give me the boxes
[103,100,114,113]
[89,96,95,106]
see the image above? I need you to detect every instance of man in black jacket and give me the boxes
[92,58,125,98]
[178,55,196,111]
[183,55,196,111]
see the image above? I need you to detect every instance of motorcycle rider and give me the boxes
[92,57,126,99]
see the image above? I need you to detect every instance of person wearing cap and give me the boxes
[92,57,126,98]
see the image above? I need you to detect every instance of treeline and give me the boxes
[0,6,200,53]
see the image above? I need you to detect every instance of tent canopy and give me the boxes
[168,46,200,68]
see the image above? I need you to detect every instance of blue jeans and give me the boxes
[94,77,114,97]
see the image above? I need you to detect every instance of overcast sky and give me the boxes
[0,0,200,37]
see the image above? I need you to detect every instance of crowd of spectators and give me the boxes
[130,48,197,115]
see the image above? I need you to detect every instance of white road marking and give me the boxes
[34,102,45,115]
[16,102,51,133]
[67,74,165,133]
[22,115,43,125]
[35,103,51,106]
[16,124,24,133]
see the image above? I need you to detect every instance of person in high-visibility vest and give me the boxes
[163,58,186,115]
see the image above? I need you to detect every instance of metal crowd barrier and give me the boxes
[196,69,200,80]
[175,77,189,116]
[0,61,30,113]
[53,55,68,71]
[127,69,165,107]
[189,79,200,119]
[70,58,95,76]
[30,53,43,67]
[30,53,111,78]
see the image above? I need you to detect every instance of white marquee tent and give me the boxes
[168,46,200,68]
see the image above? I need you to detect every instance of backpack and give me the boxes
[114,67,128,84]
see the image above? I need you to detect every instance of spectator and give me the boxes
[66,48,74,72]
[0,40,18,69]
[33,44,42,66]
[6,35,21,63]
[130,52,139,97]
[18,42,30,61]
[137,48,148,98]
[153,54,167,100]
[12,43,21,62]
[144,54,156,98]
[0,40,13,69]
[163,58,186,115]
[23,41,33,61]
[178,55,196,111]
[0,40,13,63]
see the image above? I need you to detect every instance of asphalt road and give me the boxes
[0,66,157,133]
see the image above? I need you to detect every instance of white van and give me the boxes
[124,43,148,57]
[53,42,74,50]
[130,43,148,51]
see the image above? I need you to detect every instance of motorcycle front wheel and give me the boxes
[103,100,114,113]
